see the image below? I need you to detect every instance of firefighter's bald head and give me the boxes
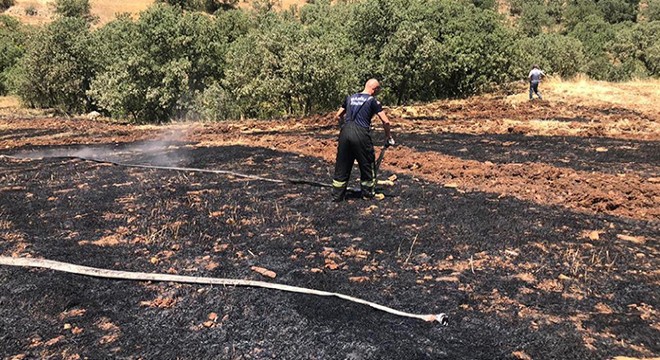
[364,79,381,95]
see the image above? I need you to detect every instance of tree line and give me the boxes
[0,0,658,122]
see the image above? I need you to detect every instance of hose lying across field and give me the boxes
[0,154,364,191]
[0,256,448,325]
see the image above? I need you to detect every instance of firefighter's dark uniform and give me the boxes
[332,93,383,201]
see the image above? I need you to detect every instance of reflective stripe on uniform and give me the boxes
[333,179,347,188]
[361,180,374,188]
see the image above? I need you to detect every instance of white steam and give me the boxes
[12,126,194,167]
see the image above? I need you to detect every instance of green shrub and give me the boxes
[597,0,637,23]
[89,5,191,122]
[221,11,349,119]
[509,0,543,16]
[0,15,25,95]
[89,4,241,122]
[546,0,565,23]
[564,0,603,30]
[11,17,92,113]
[625,21,660,75]
[517,33,586,78]
[156,0,239,13]
[1,0,14,10]
[191,82,238,121]
[380,21,440,103]
[9,0,654,122]
[645,0,660,21]
[569,14,614,55]
[52,0,96,22]
[518,2,553,37]
[24,5,37,16]
[471,0,496,10]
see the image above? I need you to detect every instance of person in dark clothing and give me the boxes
[332,79,394,202]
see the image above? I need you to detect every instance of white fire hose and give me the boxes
[0,256,448,325]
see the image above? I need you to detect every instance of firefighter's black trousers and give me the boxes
[332,122,375,201]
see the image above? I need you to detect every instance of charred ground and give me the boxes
[0,92,658,359]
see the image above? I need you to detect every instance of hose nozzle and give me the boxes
[422,313,448,325]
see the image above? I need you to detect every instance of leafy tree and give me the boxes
[569,14,614,54]
[157,0,239,13]
[517,33,586,77]
[89,5,193,121]
[89,4,247,122]
[251,0,281,13]
[221,10,349,119]
[509,0,543,16]
[349,0,405,56]
[433,8,519,96]
[518,2,553,36]
[546,0,565,23]
[622,21,660,75]
[645,42,660,75]
[564,0,603,30]
[568,14,617,79]
[597,0,637,23]
[11,0,655,122]
[202,0,240,12]
[215,8,253,43]
[11,17,93,113]
[52,0,97,22]
[471,0,496,10]
[281,33,348,114]
[644,0,660,21]
[0,15,25,95]
[380,21,445,104]
[88,13,139,71]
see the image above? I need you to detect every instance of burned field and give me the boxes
[0,96,658,359]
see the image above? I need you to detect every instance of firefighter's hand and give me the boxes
[386,137,395,147]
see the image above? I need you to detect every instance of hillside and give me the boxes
[3,0,309,25]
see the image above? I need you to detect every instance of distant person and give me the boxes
[528,64,545,100]
[331,79,394,202]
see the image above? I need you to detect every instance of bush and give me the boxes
[156,0,239,13]
[52,0,96,22]
[569,14,614,55]
[471,0,496,10]
[1,0,14,11]
[517,33,586,78]
[89,4,240,122]
[597,0,637,23]
[440,6,520,96]
[518,2,553,37]
[10,17,92,113]
[509,0,543,16]
[379,21,438,103]
[645,42,660,75]
[89,5,192,122]
[628,21,660,75]
[546,0,565,23]
[0,15,25,95]
[10,0,653,122]
[221,11,348,119]
[24,5,37,16]
[645,0,660,21]
[564,0,603,30]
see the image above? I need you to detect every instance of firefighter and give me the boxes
[332,79,395,202]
